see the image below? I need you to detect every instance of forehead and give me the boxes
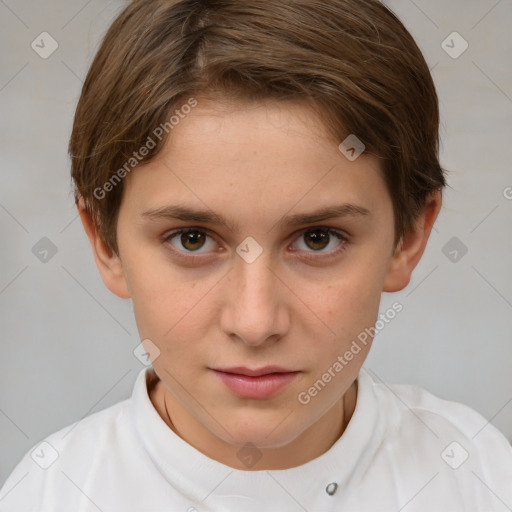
[120,98,391,228]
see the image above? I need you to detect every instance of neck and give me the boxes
[149,375,358,470]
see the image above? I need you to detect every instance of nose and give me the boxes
[220,251,290,347]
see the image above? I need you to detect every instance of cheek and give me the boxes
[126,258,220,355]
[292,270,382,406]
[123,254,185,339]
[303,263,385,333]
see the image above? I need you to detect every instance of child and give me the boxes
[1,0,511,510]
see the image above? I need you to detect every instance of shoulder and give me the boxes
[0,397,136,510]
[372,375,509,446]
[360,370,512,506]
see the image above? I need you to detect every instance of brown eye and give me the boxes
[292,227,347,255]
[303,230,330,251]
[165,228,216,254]
[180,230,206,251]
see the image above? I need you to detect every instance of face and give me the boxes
[101,98,422,467]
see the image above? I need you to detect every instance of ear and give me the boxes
[383,190,442,292]
[78,199,130,299]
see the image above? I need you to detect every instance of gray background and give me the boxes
[1,0,511,489]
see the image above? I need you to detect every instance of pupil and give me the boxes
[305,230,329,250]
[182,231,205,251]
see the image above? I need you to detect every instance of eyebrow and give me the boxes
[140,203,371,232]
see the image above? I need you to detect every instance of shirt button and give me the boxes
[326,482,338,495]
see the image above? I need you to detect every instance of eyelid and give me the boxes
[292,226,349,243]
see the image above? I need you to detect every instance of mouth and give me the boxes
[211,366,300,399]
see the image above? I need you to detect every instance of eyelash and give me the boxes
[162,227,350,261]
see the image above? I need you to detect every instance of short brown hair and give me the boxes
[69,0,446,254]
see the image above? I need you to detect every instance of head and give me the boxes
[71,0,445,464]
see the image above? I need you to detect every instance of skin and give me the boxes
[79,98,441,470]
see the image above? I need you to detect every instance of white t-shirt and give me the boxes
[1,367,511,512]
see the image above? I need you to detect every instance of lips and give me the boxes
[212,366,300,399]
[214,366,296,377]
